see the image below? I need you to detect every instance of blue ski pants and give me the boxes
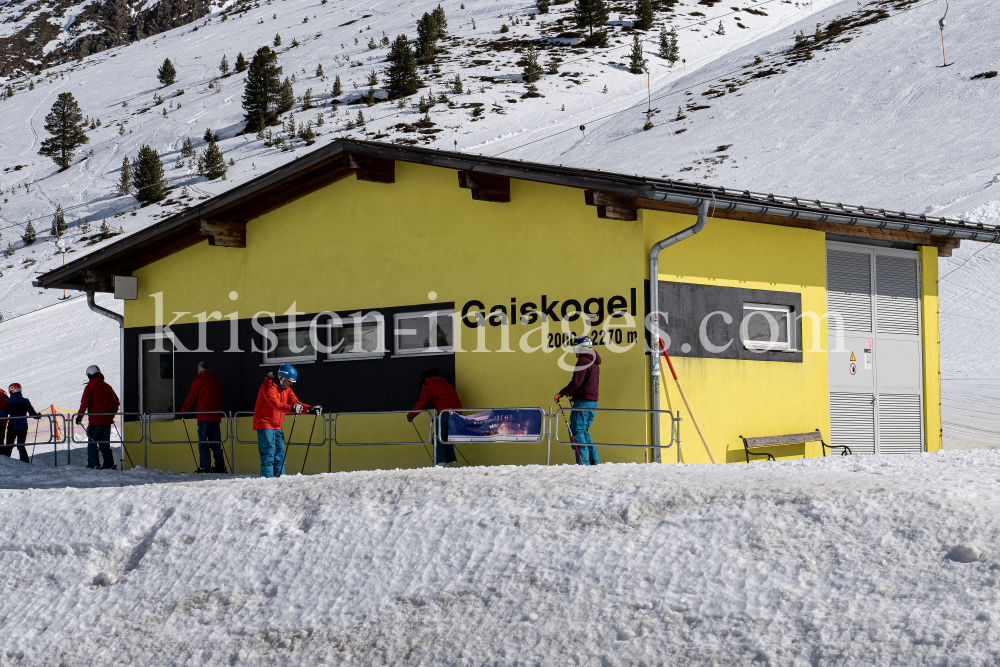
[197,421,225,469]
[257,428,286,478]
[570,400,599,465]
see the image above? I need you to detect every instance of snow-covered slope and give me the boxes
[4,450,1000,664]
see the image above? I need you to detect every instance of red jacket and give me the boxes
[253,374,309,430]
[79,375,121,425]
[407,376,462,420]
[180,371,223,422]
[0,390,7,425]
[559,349,601,402]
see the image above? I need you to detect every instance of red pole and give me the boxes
[658,337,715,463]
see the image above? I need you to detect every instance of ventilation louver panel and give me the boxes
[877,394,923,454]
[830,392,875,455]
[875,256,920,336]
[827,250,872,333]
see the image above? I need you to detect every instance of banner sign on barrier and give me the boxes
[447,409,543,443]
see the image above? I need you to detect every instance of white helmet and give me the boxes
[86,365,101,377]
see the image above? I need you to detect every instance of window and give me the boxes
[139,333,175,416]
[263,324,317,364]
[741,303,793,352]
[394,310,455,356]
[327,313,385,361]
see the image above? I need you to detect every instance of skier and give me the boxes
[180,361,226,473]
[553,336,602,465]
[407,368,462,467]
[2,384,39,463]
[75,365,121,470]
[252,364,321,478]
[0,385,8,460]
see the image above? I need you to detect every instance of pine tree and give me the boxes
[50,204,67,237]
[273,33,282,47]
[298,121,316,145]
[628,34,645,74]
[302,87,313,110]
[417,12,439,63]
[717,20,725,35]
[634,0,653,29]
[676,105,686,120]
[643,111,654,131]
[385,35,420,99]
[432,4,448,33]
[522,45,543,85]
[219,54,230,75]
[235,52,247,72]
[38,92,89,171]
[22,221,36,246]
[181,137,195,157]
[203,127,218,143]
[537,0,550,13]
[452,73,463,94]
[157,58,177,86]
[574,0,609,37]
[199,141,227,179]
[277,77,295,113]
[316,63,324,77]
[133,145,168,204]
[356,110,365,126]
[333,75,343,97]
[116,156,133,196]
[242,46,283,132]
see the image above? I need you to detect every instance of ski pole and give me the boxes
[411,421,435,464]
[453,444,471,467]
[30,416,40,463]
[300,413,319,474]
[557,398,583,464]
[181,418,199,470]
[276,414,297,477]
[111,421,135,469]
[658,338,715,463]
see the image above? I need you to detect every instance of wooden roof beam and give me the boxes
[344,153,395,183]
[200,220,247,248]
[457,171,511,203]
[585,189,637,221]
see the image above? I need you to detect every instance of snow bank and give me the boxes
[4,450,1000,664]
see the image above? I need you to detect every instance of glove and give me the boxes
[310,406,323,415]
[75,415,84,425]
[407,416,414,422]
[293,403,304,415]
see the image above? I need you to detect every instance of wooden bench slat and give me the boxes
[743,431,823,448]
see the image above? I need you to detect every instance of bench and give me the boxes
[739,429,852,462]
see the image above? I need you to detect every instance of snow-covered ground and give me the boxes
[4,450,1000,664]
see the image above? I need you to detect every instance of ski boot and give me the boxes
[211,465,228,474]
[195,467,213,473]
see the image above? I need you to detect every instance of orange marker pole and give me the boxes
[50,405,61,440]
[659,338,715,463]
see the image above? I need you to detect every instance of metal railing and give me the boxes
[551,406,678,451]
[332,409,436,467]
[144,411,232,470]
[4,413,65,466]
[232,410,328,474]
[68,412,143,469]
[436,407,548,466]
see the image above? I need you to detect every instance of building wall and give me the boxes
[920,245,942,452]
[120,159,943,472]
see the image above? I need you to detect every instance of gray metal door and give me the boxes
[827,243,923,454]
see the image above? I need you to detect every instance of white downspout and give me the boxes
[649,199,710,463]
[88,290,126,467]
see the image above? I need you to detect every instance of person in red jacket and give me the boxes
[253,364,321,478]
[553,336,601,466]
[180,361,226,473]
[76,365,121,470]
[407,368,462,466]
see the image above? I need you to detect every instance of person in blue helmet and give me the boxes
[252,364,322,478]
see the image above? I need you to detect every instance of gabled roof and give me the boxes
[35,139,999,291]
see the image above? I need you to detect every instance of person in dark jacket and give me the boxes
[0,388,8,460]
[2,383,39,463]
[554,336,602,465]
[76,365,121,469]
[180,361,226,473]
[408,368,462,466]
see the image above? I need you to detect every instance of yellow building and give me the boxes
[37,140,993,473]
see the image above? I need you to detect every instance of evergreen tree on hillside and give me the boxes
[133,145,168,204]
[273,33,282,47]
[181,137,195,157]
[241,46,283,132]
[573,0,609,37]
[316,63,324,77]
[198,140,227,180]
[333,74,343,97]
[385,35,420,99]
[634,0,653,29]
[658,26,679,64]
[277,77,295,113]
[157,58,177,86]
[38,92,89,171]
[116,156,133,196]
[432,4,448,33]
[235,52,247,72]
[22,221,36,246]
[522,45,543,84]
[50,204,66,237]
[417,12,439,63]
[219,54,230,75]
[628,34,645,73]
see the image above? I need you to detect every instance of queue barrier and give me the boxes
[8,413,66,466]
[551,407,678,452]
[232,410,329,474]
[68,412,144,469]
[437,407,548,466]
[144,412,232,470]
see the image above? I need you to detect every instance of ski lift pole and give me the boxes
[300,413,319,474]
[658,338,715,463]
[938,0,949,67]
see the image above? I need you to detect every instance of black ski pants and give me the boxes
[1,426,30,463]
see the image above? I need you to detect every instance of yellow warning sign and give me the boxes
[849,351,856,361]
